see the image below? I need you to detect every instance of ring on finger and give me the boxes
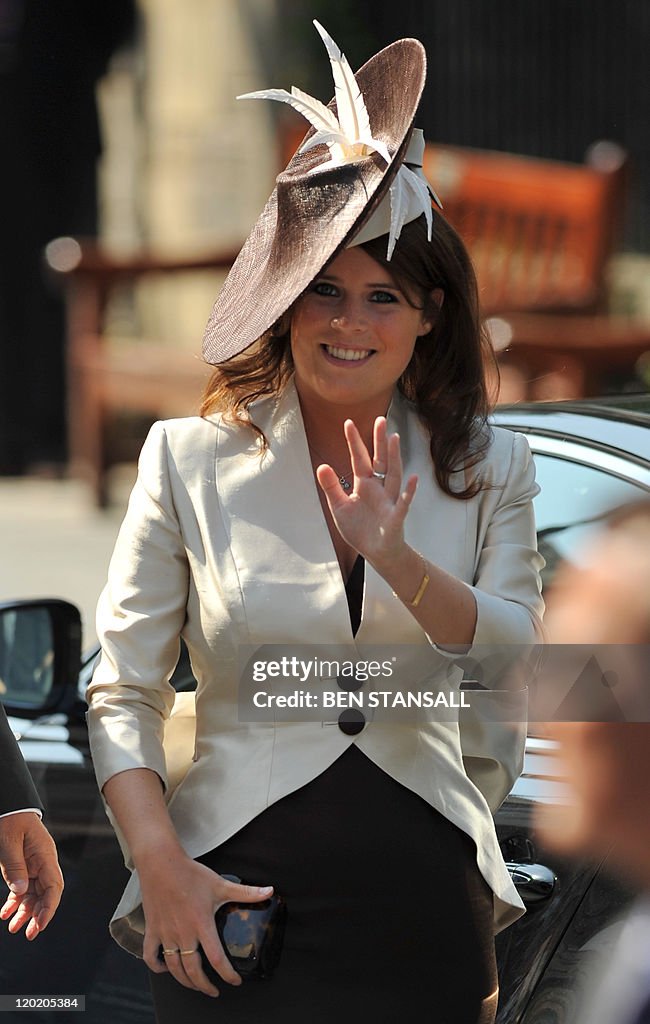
[162,948,180,956]
[372,469,386,481]
[179,948,199,956]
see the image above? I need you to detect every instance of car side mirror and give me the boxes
[0,599,82,716]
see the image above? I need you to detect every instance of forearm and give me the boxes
[102,768,186,866]
[370,543,477,647]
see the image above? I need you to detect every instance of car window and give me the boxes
[0,607,55,705]
[527,450,648,738]
[531,453,648,592]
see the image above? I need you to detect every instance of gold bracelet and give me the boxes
[395,555,430,608]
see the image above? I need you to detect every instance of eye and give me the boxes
[370,290,399,304]
[311,281,339,297]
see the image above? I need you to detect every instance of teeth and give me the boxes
[325,346,371,361]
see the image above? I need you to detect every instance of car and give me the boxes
[1,393,649,1023]
[490,394,650,1022]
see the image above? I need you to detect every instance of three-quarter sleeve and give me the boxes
[86,422,190,792]
[426,429,544,660]
[468,431,544,650]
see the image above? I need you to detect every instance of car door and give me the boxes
[494,431,650,1023]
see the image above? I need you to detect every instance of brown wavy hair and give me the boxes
[200,214,498,498]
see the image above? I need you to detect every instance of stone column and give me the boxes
[100,0,278,349]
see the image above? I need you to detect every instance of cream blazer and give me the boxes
[87,381,544,955]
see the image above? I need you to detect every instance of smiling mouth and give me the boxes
[322,344,375,362]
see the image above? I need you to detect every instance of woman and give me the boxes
[87,23,544,1024]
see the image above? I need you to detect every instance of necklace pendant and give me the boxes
[340,476,352,491]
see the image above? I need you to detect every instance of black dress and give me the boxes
[149,559,498,1023]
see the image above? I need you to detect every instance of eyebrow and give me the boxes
[319,273,402,291]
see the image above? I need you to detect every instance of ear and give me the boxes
[417,288,444,336]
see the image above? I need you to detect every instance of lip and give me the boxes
[321,344,375,366]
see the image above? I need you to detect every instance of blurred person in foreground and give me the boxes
[0,703,63,939]
[540,500,650,1024]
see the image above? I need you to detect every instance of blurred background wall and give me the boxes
[2,0,647,478]
[98,0,277,350]
[277,0,650,316]
[97,0,650,335]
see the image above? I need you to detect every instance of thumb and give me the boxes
[0,817,32,895]
[1,855,29,896]
[238,883,274,902]
[221,875,273,903]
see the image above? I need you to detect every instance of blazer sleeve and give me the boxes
[467,430,545,651]
[86,422,190,793]
[0,703,42,815]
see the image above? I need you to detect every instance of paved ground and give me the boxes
[0,470,135,645]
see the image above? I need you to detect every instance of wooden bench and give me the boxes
[47,240,239,506]
[424,140,627,315]
[423,141,650,401]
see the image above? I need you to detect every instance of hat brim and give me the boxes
[202,37,427,365]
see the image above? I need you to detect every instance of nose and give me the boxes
[330,301,367,332]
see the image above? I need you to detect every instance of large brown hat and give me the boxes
[202,24,427,365]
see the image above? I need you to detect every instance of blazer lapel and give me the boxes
[215,380,353,645]
[215,381,470,650]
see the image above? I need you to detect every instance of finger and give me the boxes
[394,475,418,524]
[174,946,221,997]
[315,464,349,511]
[372,416,388,475]
[222,879,273,903]
[149,958,169,976]
[25,916,43,942]
[400,474,418,510]
[30,870,64,934]
[5,898,33,935]
[388,475,418,530]
[383,432,404,502]
[147,942,205,994]
[0,892,21,920]
[198,929,242,990]
[164,950,208,995]
[344,420,372,480]
[143,935,171,975]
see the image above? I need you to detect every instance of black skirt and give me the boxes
[149,745,497,1024]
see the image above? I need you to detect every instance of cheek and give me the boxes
[537,725,638,855]
[386,317,421,359]
[289,303,305,338]
[399,335,419,369]
[289,307,311,357]
[566,727,629,826]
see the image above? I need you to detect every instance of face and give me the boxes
[543,722,650,885]
[536,525,650,886]
[289,247,438,414]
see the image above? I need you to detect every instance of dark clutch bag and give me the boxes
[200,874,287,982]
